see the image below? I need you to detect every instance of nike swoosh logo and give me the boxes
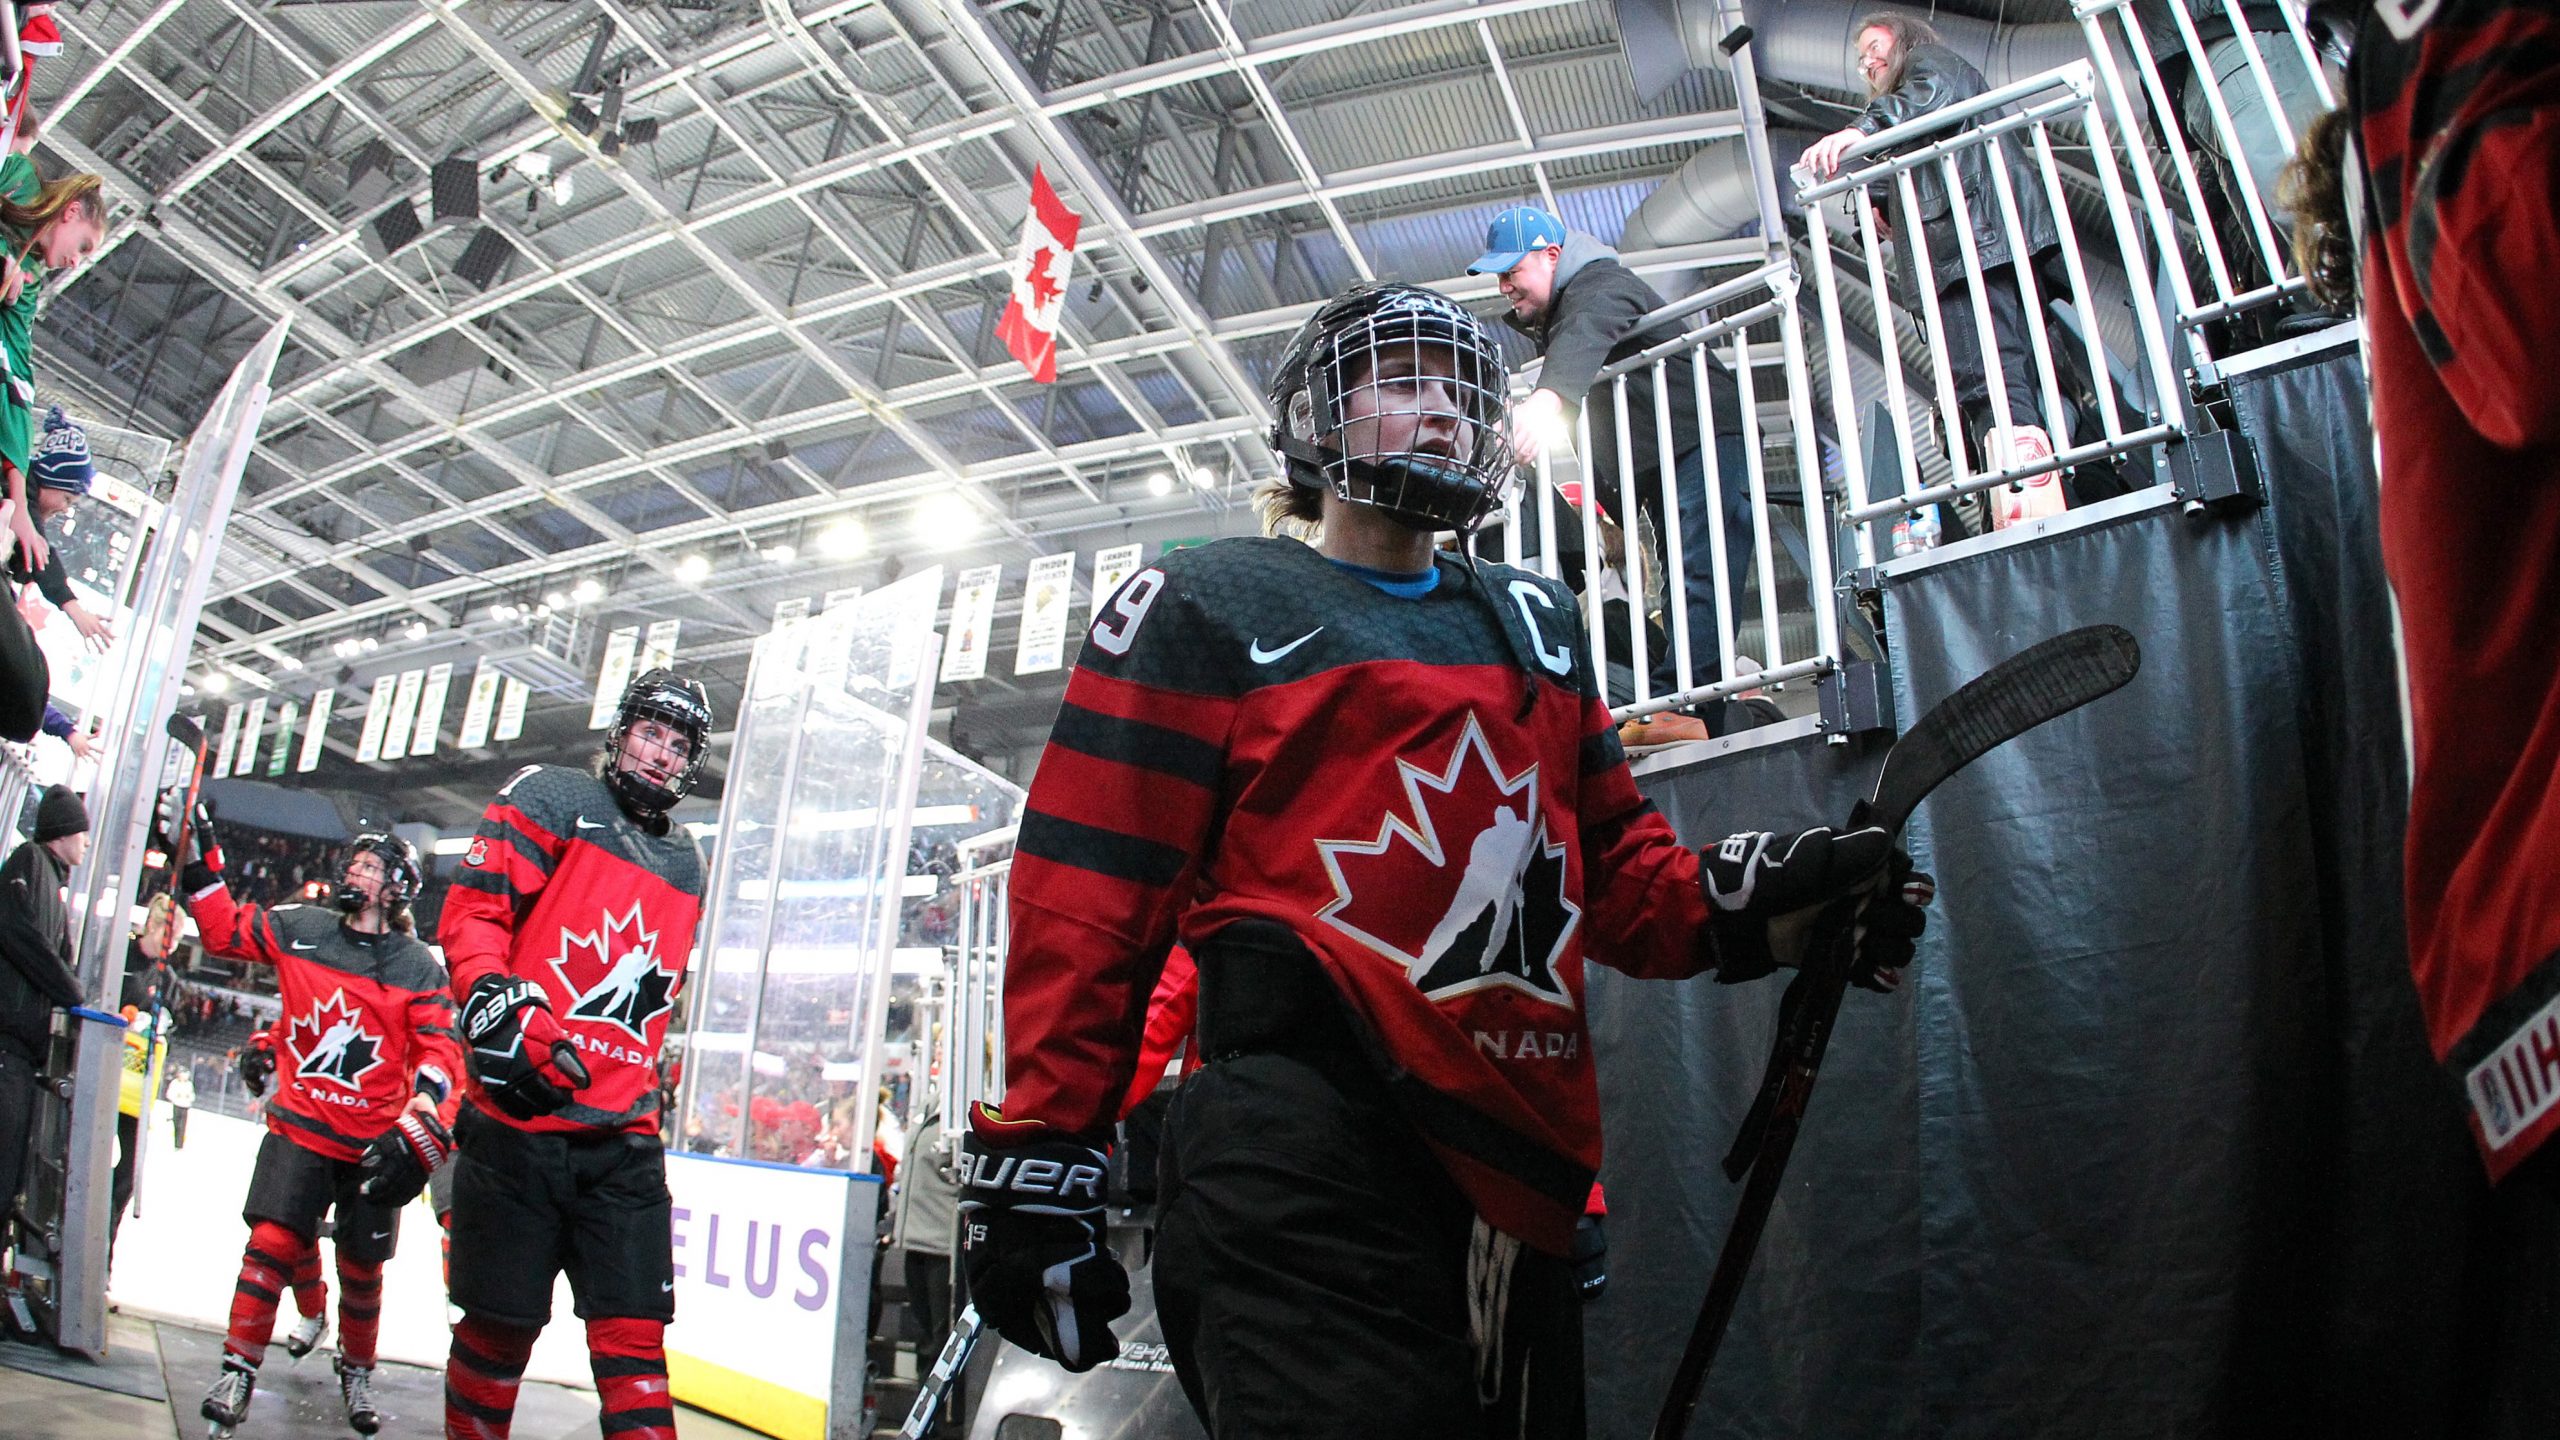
[289,941,316,952]
[369,1231,390,1241]
[660,1281,674,1292]
[1249,628,1323,664]
[575,817,605,830]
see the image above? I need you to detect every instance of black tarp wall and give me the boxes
[1590,351,2490,1439]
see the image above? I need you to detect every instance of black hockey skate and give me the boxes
[282,1310,328,1360]
[336,1357,380,1435]
[202,1358,256,1439]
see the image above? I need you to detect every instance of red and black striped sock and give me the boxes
[290,1248,327,1319]
[224,1221,310,1369]
[444,1313,537,1440]
[335,1257,384,1368]
[586,1316,674,1439]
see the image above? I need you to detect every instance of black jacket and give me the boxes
[1505,234,1743,490]
[0,838,78,1064]
[1853,43,2061,293]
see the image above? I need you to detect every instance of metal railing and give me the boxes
[938,840,1011,1132]
[2078,0,2335,357]
[1493,261,1845,725]
[1796,60,2188,564]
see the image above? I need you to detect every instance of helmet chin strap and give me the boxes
[1276,435,1492,535]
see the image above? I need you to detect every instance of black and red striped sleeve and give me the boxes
[183,878,292,968]
[999,564,1240,1142]
[438,766,569,995]
[2356,3,2560,449]
[1571,698,1716,982]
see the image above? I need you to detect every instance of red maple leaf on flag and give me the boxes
[1025,247,1062,310]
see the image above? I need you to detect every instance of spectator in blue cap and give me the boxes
[1471,205,1770,746]
[10,405,112,650]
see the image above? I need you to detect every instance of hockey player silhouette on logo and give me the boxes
[294,1002,382,1089]
[567,941,675,1037]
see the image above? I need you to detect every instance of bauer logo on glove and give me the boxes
[957,1105,1129,1373]
[460,975,591,1119]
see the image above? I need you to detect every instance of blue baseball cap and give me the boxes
[1468,205,1567,276]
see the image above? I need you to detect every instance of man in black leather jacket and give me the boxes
[1806,13,2065,475]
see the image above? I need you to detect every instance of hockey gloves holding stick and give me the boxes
[357,1106,453,1205]
[1701,826,1933,990]
[958,1105,1129,1373]
[459,976,591,1120]
[238,1028,276,1098]
[178,801,224,897]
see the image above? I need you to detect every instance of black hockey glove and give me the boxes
[237,1028,276,1098]
[1573,1214,1608,1302]
[357,1108,453,1205]
[958,1108,1128,1373]
[460,976,591,1120]
[1701,826,1934,990]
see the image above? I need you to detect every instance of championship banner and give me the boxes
[211,703,244,780]
[1091,542,1144,611]
[591,627,641,728]
[354,676,397,764]
[662,1153,880,1440]
[821,587,863,612]
[1013,552,1077,676]
[772,597,811,627]
[266,702,297,778]
[939,565,1002,683]
[237,698,269,777]
[297,689,333,773]
[379,668,425,761]
[410,662,454,757]
[494,676,531,743]
[643,619,682,672]
[456,659,501,750]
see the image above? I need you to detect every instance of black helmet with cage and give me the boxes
[603,666,714,817]
[1266,282,1513,535]
[336,832,423,917]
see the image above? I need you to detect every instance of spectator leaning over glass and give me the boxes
[0,160,102,572]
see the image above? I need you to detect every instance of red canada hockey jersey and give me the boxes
[997,538,1718,1254]
[440,764,706,1137]
[2353,0,2560,1177]
[186,883,459,1163]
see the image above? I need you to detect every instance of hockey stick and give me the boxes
[1652,624,2140,1439]
[897,1303,984,1440]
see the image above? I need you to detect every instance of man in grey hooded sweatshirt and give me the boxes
[1473,206,1761,744]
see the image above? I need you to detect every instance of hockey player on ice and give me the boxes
[437,668,713,1440]
[959,281,1935,1439]
[186,828,459,1439]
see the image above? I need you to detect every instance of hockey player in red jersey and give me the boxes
[438,667,712,1440]
[960,283,1932,1438]
[184,823,458,1438]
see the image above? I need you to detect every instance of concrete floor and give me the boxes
[0,1313,770,1440]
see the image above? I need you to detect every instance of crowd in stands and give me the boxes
[212,826,348,909]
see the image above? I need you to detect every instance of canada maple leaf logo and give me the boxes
[1025,246,1063,310]
[1314,712,1580,1007]
[550,902,679,1042]
[289,991,384,1091]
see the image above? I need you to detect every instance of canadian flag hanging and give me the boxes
[996,166,1083,384]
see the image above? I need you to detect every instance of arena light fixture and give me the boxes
[916,493,980,547]
[202,671,230,694]
[404,620,429,641]
[674,553,711,584]
[544,589,569,609]
[1147,471,1175,497]
[1188,465,1218,490]
[818,516,868,559]
[764,542,797,565]
[571,577,604,604]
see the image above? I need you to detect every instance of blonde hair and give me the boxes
[0,171,103,242]
[1255,476,1324,537]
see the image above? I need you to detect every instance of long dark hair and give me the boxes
[2279,108,2358,313]
[1856,12,1943,96]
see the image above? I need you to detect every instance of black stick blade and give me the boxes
[1867,624,2140,835]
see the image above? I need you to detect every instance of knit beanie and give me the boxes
[34,784,87,842]
[29,406,93,496]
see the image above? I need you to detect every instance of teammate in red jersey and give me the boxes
[959,282,1932,1438]
[185,824,457,1438]
[2346,0,2560,1184]
[438,668,711,1440]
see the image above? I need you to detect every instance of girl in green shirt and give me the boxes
[0,155,102,572]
